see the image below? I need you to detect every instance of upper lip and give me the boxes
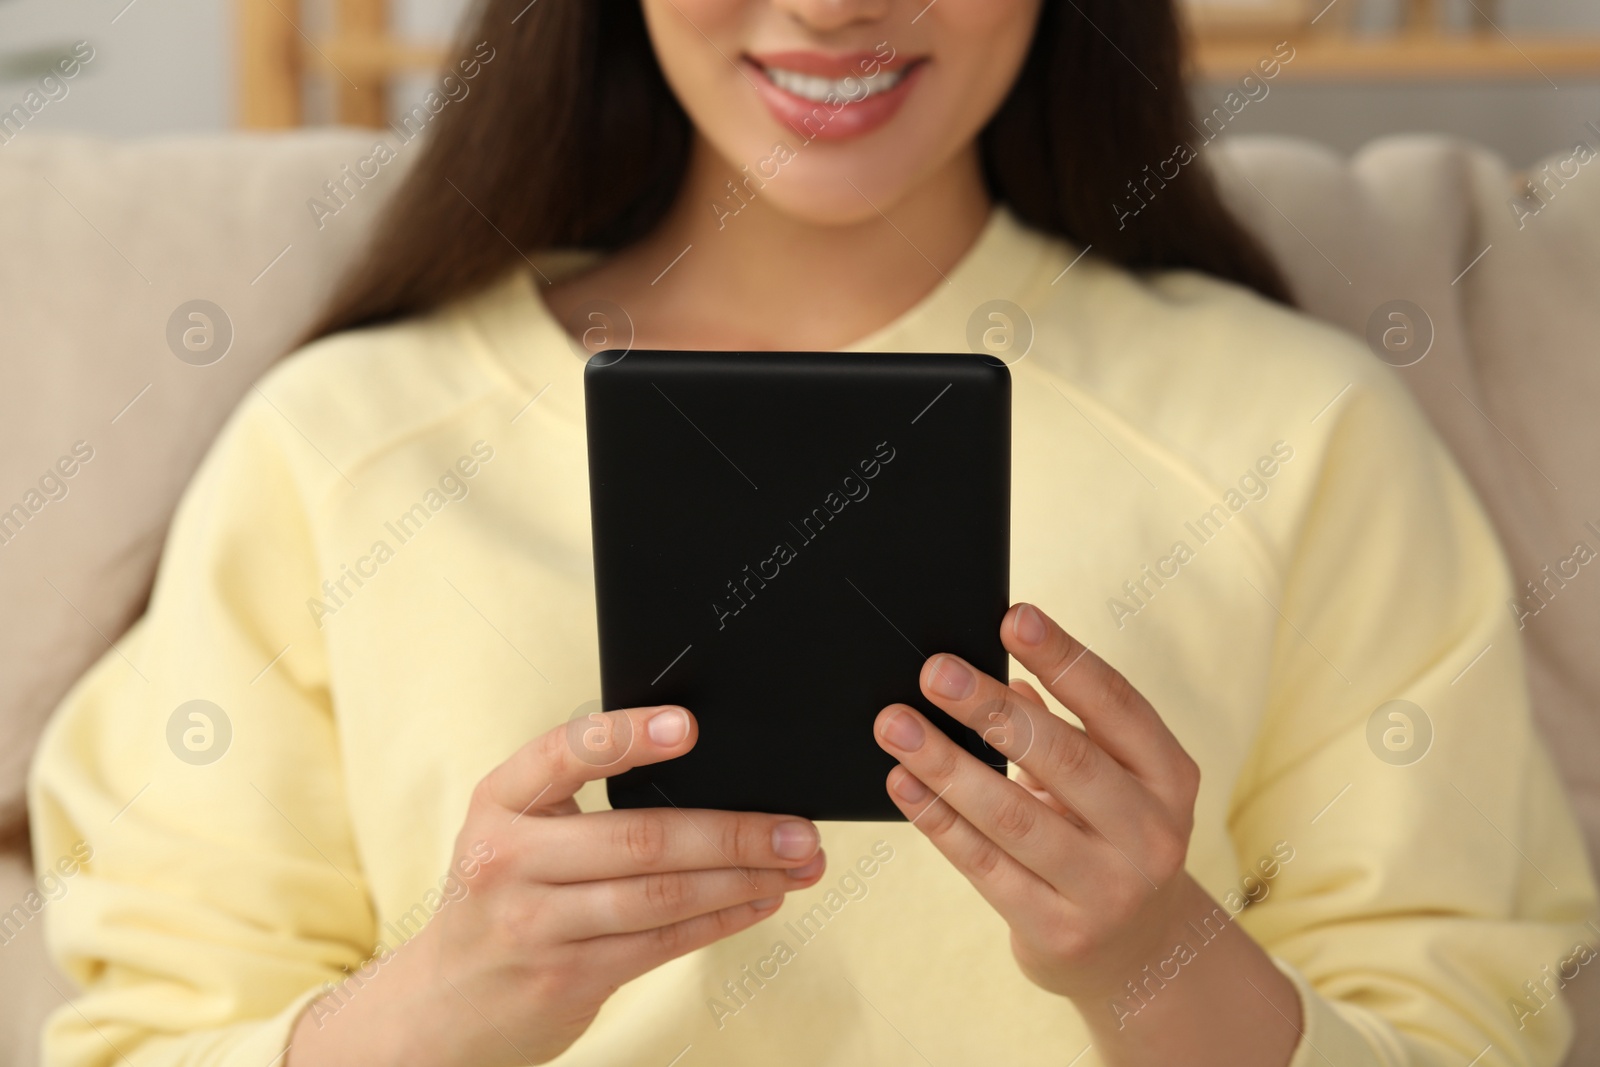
[745,50,922,78]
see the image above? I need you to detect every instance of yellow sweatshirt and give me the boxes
[29,205,1598,1067]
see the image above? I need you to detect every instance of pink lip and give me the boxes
[744,51,926,143]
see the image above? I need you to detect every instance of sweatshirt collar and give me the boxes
[840,202,1055,353]
[467,201,1059,407]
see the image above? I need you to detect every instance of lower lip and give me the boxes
[745,59,924,143]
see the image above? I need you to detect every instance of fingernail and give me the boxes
[751,895,783,911]
[646,707,689,745]
[927,655,975,700]
[893,769,930,803]
[772,820,819,860]
[1014,604,1046,646]
[788,852,825,879]
[879,707,925,751]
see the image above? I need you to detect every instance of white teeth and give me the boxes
[762,65,907,104]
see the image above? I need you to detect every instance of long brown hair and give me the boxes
[304,0,1292,344]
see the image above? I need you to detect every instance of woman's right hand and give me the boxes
[288,704,826,1067]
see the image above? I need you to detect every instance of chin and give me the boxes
[755,164,923,228]
[702,114,955,229]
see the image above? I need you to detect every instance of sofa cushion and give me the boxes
[0,846,67,1067]
[0,131,387,837]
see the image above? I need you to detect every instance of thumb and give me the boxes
[482,704,697,816]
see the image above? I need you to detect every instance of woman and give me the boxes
[29,1,1596,1065]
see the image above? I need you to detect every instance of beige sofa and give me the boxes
[3,129,1598,1065]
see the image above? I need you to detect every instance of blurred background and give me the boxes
[0,0,1598,168]
[6,3,1600,1065]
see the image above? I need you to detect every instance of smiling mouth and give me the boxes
[743,51,928,142]
[752,61,919,104]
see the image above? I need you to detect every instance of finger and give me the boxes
[583,894,788,982]
[481,705,698,816]
[882,763,1060,922]
[875,703,1097,898]
[1013,760,1072,820]
[1009,677,1046,709]
[1002,603,1197,802]
[1008,677,1060,791]
[918,653,1155,843]
[526,807,821,882]
[558,850,827,939]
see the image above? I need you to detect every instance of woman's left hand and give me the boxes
[873,601,1206,1004]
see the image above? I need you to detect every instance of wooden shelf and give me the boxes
[241,16,1600,130]
[334,0,388,125]
[316,35,446,78]
[310,30,1600,87]
[1193,31,1600,82]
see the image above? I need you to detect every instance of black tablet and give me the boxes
[584,350,1010,821]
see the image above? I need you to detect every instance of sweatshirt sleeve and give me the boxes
[1227,365,1600,1067]
[26,377,376,1066]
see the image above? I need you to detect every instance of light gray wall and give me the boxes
[0,0,471,136]
[0,0,1595,169]
[1191,0,1600,168]
[1192,81,1600,168]
[0,0,232,136]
